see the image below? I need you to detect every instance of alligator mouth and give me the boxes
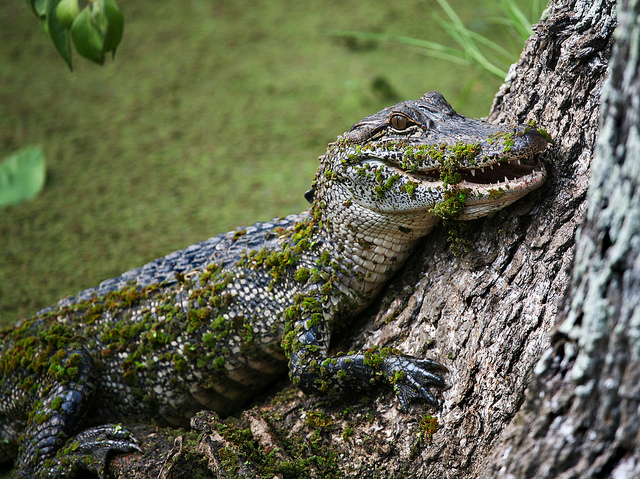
[400,154,545,188]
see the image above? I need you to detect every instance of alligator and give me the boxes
[0,91,550,478]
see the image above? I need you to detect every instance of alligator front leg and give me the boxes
[287,297,447,411]
[17,349,140,478]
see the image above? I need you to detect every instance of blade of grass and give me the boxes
[435,0,509,77]
[532,0,544,20]
[436,17,507,78]
[322,30,471,66]
[438,18,514,61]
[499,0,534,40]
[326,0,546,81]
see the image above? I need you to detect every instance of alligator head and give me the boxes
[311,91,551,293]
[314,91,549,226]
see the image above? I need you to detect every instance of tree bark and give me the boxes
[106,1,621,477]
[482,0,640,476]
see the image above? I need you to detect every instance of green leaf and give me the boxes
[91,0,110,35]
[48,1,73,70]
[0,146,46,208]
[55,0,80,29]
[102,0,124,55]
[30,0,50,17]
[70,6,105,64]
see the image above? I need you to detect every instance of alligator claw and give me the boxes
[383,356,448,411]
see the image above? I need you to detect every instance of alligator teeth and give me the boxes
[470,169,476,177]
[504,176,509,182]
[489,164,494,170]
[517,159,522,165]
[481,168,485,173]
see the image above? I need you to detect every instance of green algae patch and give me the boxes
[420,413,439,439]
[446,223,472,257]
[305,410,335,432]
[429,187,473,255]
[523,119,555,144]
[1,258,239,397]
[199,407,343,479]
[373,171,401,199]
[430,188,471,220]
[400,180,419,198]
[280,290,328,360]
[409,413,440,459]
[487,131,517,154]
[434,143,480,187]
[449,142,481,163]
[488,187,506,200]
[239,214,320,288]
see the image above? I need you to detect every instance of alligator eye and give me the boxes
[390,114,408,130]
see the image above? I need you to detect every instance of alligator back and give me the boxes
[0,213,318,443]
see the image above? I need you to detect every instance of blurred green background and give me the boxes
[0,0,538,327]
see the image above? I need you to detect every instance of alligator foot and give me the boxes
[40,424,141,479]
[291,338,448,412]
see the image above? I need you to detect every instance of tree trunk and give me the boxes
[107,0,621,477]
[482,0,640,476]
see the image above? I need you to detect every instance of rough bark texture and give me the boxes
[483,0,640,476]
[104,1,619,477]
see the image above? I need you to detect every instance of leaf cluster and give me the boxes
[26,0,124,70]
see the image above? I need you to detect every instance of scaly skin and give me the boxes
[0,91,550,478]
